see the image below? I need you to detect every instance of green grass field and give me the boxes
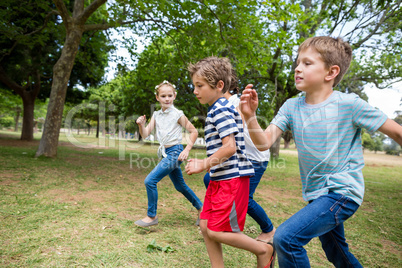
[0,130,401,267]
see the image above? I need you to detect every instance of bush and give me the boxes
[0,116,14,128]
[384,142,401,156]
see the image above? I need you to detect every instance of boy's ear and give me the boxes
[216,80,224,91]
[325,65,340,82]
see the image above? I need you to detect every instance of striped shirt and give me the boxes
[271,91,387,205]
[205,97,254,181]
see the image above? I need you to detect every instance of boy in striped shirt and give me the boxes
[240,36,402,267]
[186,56,275,268]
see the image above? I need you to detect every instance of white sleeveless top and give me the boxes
[153,106,184,158]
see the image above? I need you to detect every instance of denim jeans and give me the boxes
[203,159,274,233]
[144,144,202,217]
[274,192,362,268]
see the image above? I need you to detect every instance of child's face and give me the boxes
[192,74,223,106]
[295,47,330,92]
[156,85,176,110]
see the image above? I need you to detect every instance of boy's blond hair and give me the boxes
[188,56,232,94]
[298,36,352,87]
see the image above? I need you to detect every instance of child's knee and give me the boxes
[144,176,155,188]
[174,184,185,193]
[273,225,288,248]
[199,220,208,235]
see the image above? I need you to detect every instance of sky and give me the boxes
[106,30,402,119]
[363,84,401,118]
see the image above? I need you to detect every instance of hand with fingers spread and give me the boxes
[240,84,259,119]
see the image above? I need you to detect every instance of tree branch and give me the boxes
[52,0,71,30]
[73,0,84,18]
[78,0,107,25]
[0,65,25,95]
[26,10,59,36]
[199,0,226,43]
[352,2,401,48]
[330,0,360,35]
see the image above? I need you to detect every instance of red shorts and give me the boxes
[200,176,250,232]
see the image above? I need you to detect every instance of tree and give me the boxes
[362,131,375,151]
[372,136,383,153]
[120,0,401,158]
[35,0,201,157]
[0,1,57,140]
[255,0,402,157]
[393,110,402,125]
[0,87,22,130]
[0,0,110,141]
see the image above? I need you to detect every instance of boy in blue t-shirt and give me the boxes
[240,36,402,267]
[186,56,275,268]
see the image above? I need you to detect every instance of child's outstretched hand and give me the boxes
[136,115,146,125]
[240,84,259,118]
[185,159,205,175]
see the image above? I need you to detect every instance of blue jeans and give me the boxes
[144,144,202,217]
[274,192,362,268]
[203,159,274,233]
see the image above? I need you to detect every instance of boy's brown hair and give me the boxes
[188,56,233,94]
[298,36,352,87]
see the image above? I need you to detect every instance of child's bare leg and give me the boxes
[209,230,273,268]
[200,219,224,268]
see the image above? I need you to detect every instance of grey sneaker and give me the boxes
[134,218,158,227]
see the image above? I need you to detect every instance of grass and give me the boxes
[0,130,401,267]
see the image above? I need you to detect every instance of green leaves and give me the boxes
[146,239,176,253]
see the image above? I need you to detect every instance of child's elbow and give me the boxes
[257,144,269,151]
[227,146,236,157]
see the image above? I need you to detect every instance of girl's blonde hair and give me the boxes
[155,80,176,95]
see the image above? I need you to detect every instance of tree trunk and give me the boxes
[14,106,21,132]
[20,98,35,140]
[35,29,83,157]
[283,130,292,149]
[0,68,40,141]
[270,136,281,159]
[283,139,290,149]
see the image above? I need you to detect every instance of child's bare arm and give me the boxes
[240,87,283,151]
[136,115,155,139]
[185,134,236,175]
[177,115,198,161]
[378,118,402,146]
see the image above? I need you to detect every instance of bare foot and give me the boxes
[257,227,276,243]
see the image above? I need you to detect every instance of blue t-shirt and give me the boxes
[205,97,254,181]
[271,91,387,205]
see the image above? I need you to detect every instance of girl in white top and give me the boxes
[135,81,202,227]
